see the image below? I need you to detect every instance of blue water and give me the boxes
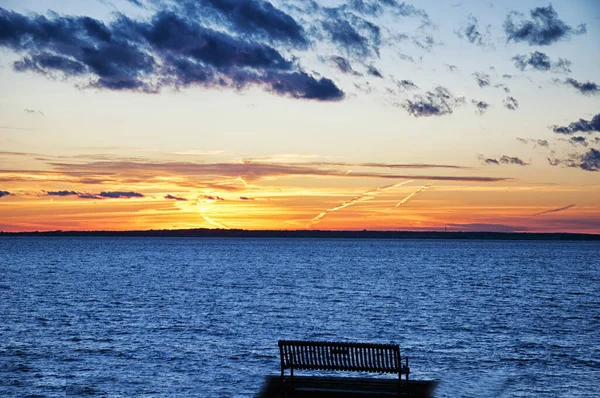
[1,238,599,397]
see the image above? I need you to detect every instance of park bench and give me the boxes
[278,340,409,394]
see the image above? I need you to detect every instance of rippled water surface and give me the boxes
[1,237,599,397]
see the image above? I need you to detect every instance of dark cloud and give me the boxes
[503,96,519,110]
[162,0,307,47]
[569,136,587,147]
[494,84,510,93]
[367,65,383,78]
[532,204,575,216]
[239,196,255,200]
[320,6,381,58]
[99,191,144,198]
[552,113,600,135]
[548,148,600,172]
[398,53,417,63]
[328,55,360,75]
[472,72,491,88]
[47,190,79,196]
[165,194,187,201]
[455,15,493,48]
[0,190,11,198]
[77,193,102,199]
[412,34,438,52]
[504,5,586,46]
[502,74,513,79]
[472,100,490,115]
[479,155,529,166]
[391,78,417,91]
[204,195,224,201]
[512,51,571,73]
[0,7,343,101]
[402,86,465,117]
[561,78,600,96]
[347,0,429,20]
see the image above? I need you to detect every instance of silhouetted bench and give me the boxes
[278,340,409,394]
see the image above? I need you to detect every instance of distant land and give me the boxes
[1,229,599,240]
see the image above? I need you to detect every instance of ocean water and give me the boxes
[0,237,599,397]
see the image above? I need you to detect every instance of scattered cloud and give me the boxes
[203,195,224,201]
[532,204,575,216]
[99,191,144,198]
[239,196,255,201]
[472,100,490,115]
[512,52,571,73]
[25,108,44,116]
[504,5,586,46]
[472,72,491,88]
[402,86,466,117]
[455,15,493,48]
[503,96,519,110]
[548,148,600,172]
[569,136,587,147]
[560,78,600,96]
[46,190,79,196]
[552,113,600,134]
[517,138,550,148]
[445,64,458,72]
[479,155,529,166]
[0,190,11,198]
[165,194,187,201]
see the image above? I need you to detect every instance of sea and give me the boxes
[1,237,599,397]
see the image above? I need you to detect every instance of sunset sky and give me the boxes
[1,0,599,232]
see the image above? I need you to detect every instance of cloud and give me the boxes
[46,190,79,196]
[367,65,383,78]
[569,136,587,147]
[455,15,493,48]
[445,64,458,72]
[239,196,255,201]
[42,159,510,182]
[347,0,429,20]
[560,78,600,96]
[328,55,360,75]
[203,195,224,201]
[382,182,431,212]
[402,86,466,117]
[472,100,490,115]
[532,204,575,216]
[99,191,144,198]
[552,113,600,134]
[0,7,343,101]
[165,194,187,201]
[504,5,586,46]
[25,108,44,116]
[548,148,600,172]
[512,52,571,73]
[319,6,381,59]
[77,193,102,199]
[503,96,519,110]
[0,190,11,198]
[479,155,529,166]
[472,72,491,88]
[517,138,549,148]
[390,78,418,91]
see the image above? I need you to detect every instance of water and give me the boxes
[1,237,599,397]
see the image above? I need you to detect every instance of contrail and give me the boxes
[307,180,413,228]
[382,183,432,212]
[532,204,575,216]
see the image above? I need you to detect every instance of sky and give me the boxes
[0,0,599,233]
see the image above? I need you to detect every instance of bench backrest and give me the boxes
[278,340,402,374]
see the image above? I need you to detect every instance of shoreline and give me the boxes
[1,229,599,240]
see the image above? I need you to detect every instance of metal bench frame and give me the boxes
[278,340,409,393]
